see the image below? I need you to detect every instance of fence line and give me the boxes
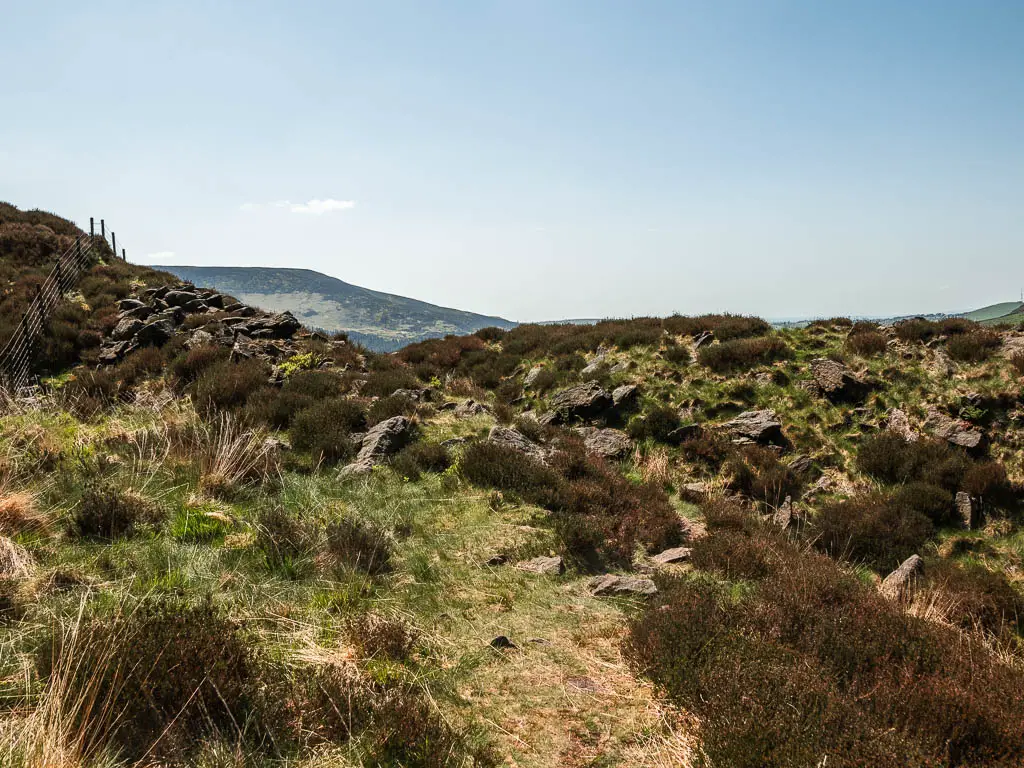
[0,225,116,392]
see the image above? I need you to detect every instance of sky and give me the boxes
[1,1,1023,322]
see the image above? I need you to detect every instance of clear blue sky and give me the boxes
[2,1,1022,321]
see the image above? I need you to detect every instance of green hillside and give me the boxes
[962,301,1023,322]
[154,265,516,350]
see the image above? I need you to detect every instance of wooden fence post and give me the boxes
[101,220,105,239]
[122,248,126,261]
[90,218,95,236]
[112,232,116,258]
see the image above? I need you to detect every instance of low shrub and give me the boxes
[68,483,163,540]
[927,560,1023,637]
[1011,352,1024,375]
[894,318,936,343]
[290,397,367,464]
[612,324,662,350]
[856,432,968,491]
[392,442,451,480]
[255,506,317,576]
[360,367,421,398]
[726,445,802,508]
[324,516,392,575]
[846,329,888,356]
[812,491,934,571]
[192,358,270,415]
[663,313,771,341]
[679,430,734,469]
[947,330,1001,363]
[170,344,230,387]
[460,441,565,510]
[662,343,692,365]
[345,613,418,661]
[962,460,1011,500]
[368,394,418,426]
[697,336,791,373]
[626,406,681,444]
[891,481,954,525]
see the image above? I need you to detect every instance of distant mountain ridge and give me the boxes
[151,266,516,351]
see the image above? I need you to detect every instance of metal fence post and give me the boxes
[122,248,126,261]
[101,220,105,239]
[112,232,116,257]
[90,217,95,236]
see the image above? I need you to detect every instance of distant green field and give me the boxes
[962,301,1023,322]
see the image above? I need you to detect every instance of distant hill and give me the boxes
[151,266,517,351]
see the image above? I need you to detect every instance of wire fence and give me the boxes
[0,228,109,393]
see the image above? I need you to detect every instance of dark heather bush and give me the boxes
[1011,352,1024,375]
[697,336,791,373]
[947,330,1002,363]
[927,560,1024,637]
[290,397,367,464]
[170,344,230,387]
[962,460,1011,500]
[192,358,269,415]
[625,540,1024,768]
[846,329,888,356]
[460,441,566,510]
[69,482,163,540]
[679,429,734,469]
[856,432,968,491]
[36,599,254,762]
[367,394,417,426]
[392,442,451,480]
[256,506,317,574]
[663,313,771,341]
[894,318,937,343]
[474,325,507,343]
[248,368,347,428]
[325,517,392,575]
[360,367,422,398]
[725,445,803,509]
[891,481,954,525]
[937,317,979,335]
[626,406,682,444]
[612,324,662,350]
[812,492,934,571]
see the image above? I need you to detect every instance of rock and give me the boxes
[183,299,209,313]
[925,406,985,452]
[930,349,956,378]
[541,381,613,425]
[487,426,547,462]
[887,408,919,442]
[440,437,469,449]
[340,416,415,475]
[723,409,784,445]
[667,423,703,443]
[588,574,658,597]
[651,547,691,565]
[693,331,714,350]
[206,294,227,309]
[230,305,257,317]
[956,491,983,530]
[515,556,564,575]
[119,304,154,321]
[611,383,639,409]
[679,481,710,501]
[135,319,174,346]
[880,554,924,601]
[484,553,508,566]
[489,635,517,650]
[0,535,32,578]
[392,388,432,402]
[163,290,199,307]
[771,496,794,529]
[523,366,544,387]
[248,311,301,339]
[455,399,490,417]
[231,335,261,360]
[788,454,814,475]
[581,356,607,376]
[98,340,136,364]
[185,329,216,350]
[809,358,872,403]
[151,307,186,326]
[583,428,633,459]
[117,298,145,312]
[111,317,144,342]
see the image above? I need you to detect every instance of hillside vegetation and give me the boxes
[156,266,517,351]
[1,212,1024,766]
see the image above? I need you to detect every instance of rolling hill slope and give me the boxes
[152,265,516,350]
[962,301,1024,323]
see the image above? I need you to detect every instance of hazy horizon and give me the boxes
[4,1,1023,322]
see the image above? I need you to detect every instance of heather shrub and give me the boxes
[392,442,451,480]
[891,481,954,525]
[474,326,507,342]
[290,397,367,464]
[856,432,968,490]
[360,367,420,398]
[626,406,681,443]
[726,445,803,508]
[612,324,662,350]
[937,317,978,335]
[663,313,770,340]
[192,358,269,415]
[662,342,692,365]
[69,482,163,540]
[368,394,417,426]
[927,560,1023,637]
[894,318,936,343]
[698,336,791,373]
[255,506,318,576]
[170,344,230,387]
[962,460,1011,500]
[812,492,934,571]
[36,598,255,762]
[679,429,733,469]
[846,329,888,355]
[947,330,1002,362]
[1011,351,1024,375]
[460,441,565,510]
[324,516,392,575]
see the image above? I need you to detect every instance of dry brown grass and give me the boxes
[0,492,49,537]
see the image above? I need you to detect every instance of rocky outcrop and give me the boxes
[925,406,985,452]
[887,408,919,442]
[611,383,639,409]
[487,426,547,462]
[956,491,983,530]
[650,547,691,565]
[809,359,872,403]
[515,556,564,575]
[523,366,544,388]
[578,427,633,459]
[880,554,924,601]
[455,399,490,417]
[723,409,784,445]
[588,574,658,597]
[540,381,613,425]
[340,416,415,476]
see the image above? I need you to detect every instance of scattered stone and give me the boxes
[693,331,714,350]
[392,388,432,402]
[135,318,174,346]
[611,383,639,409]
[581,356,607,376]
[515,556,564,575]
[487,426,547,462]
[788,454,814,475]
[770,496,794,529]
[723,409,784,445]
[485,553,508,567]
[183,299,209,313]
[455,399,490,417]
[111,317,144,342]
[120,304,154,321]
[185,329,216,350]
[540,381,614,425]
[582,428,632,459]
[489,635,517,650]
[98,340,136,364]
[809,358,872,403]
[163,289,199,307]
[340,416,415,475]
[206,294,226,309]
[651,547,691,565]
[880,554,924,601]
[956,491,983,530]
[887,408,919,442]
[440,437,469,448]
[679,481,710,502]
[667,423,703,443]
[925,406,985,452]
[117,298,145,312]
[523,366,544,387]
[588,574,658,597]
[0,535,32,578]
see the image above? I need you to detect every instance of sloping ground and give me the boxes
[155,265,517,350]
[963,301,1024,323]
